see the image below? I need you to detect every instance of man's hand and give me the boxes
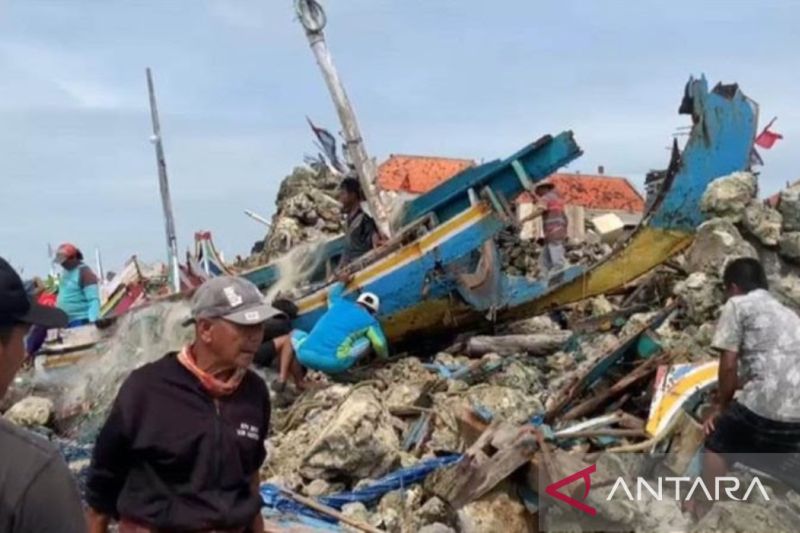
[86,507,110,533]
[335,270,354,284]
[703,404,723,436]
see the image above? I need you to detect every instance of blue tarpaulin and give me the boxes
[260,454,462,523]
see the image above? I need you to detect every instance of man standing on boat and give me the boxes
[86,277,277,533]
[0,257,87,533]
[54,242,102,326]
[337,177,381,269]
[531,181,568,274]
[688,257,800,518]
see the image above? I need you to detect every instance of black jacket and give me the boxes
[86,353,270,531]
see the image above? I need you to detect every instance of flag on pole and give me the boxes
[306,117,345,173]
[755,117,783,149]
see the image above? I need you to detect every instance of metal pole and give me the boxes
[295,0,391,237]
[146,68,181,293]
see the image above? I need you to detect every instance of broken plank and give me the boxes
[277,487,384,533]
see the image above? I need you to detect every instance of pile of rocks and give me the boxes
[497,228,613,278]
[246,166,344,267]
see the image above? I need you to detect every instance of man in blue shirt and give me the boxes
[54,243,101,326]
[275,283,388,392]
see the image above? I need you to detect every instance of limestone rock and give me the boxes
[418,496,451,526]
[700,171,757,222]
[770,275,800,314]
[779,232,800,262]
[674,272,723,325]
[301,387,400,481]
[304,478,340,497]
[590,295,615,316]
[465,384,543,425]
[779,183,800,231]
[418,524,456,533]
[742,201,783,246]
[457,486,532,533]
[618,311,659,339]
[5,396,54,427]
[685,218,757,275]
[503,315,560,335]
[341,502,372,532]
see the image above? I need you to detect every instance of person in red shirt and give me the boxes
[532,182,568,274]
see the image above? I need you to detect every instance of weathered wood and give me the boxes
[277,487,384,533]
[427,421,538,509]
[296,0,390,237]
[145,68,180,293]
[560,353,670,421]
[569,304,650,334]
[466,332,570,357]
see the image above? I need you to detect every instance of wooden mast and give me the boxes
[146,68,181,293]
[295,0,391,237]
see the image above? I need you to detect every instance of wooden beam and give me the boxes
[277,487,384,533]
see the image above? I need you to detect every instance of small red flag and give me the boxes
[755,117,783,149]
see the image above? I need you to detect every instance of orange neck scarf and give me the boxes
[177,345,246,397]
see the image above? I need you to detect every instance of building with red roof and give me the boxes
[377,154,475,194]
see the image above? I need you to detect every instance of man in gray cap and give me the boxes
[86,276,283,533]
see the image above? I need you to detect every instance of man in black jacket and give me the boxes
[86,276,281,533]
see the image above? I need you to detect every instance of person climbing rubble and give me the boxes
[54,242,102,326]
[337,177,381,270]
[85,276,280,533]
[274,282,388,395]
[530,181,568,274]
[253,298,296,369]
[689,257,800,518]
[0,257,86,533]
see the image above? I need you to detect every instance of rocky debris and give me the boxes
[742,201,783,246]
[590,295,615,316]
[770,275,800,313]
[418,523,457,533]
[685,218,757,275]
[4,396,54,427]
[779,183,800,231]
[778,232,800,262]
[700,171,757,222]
[247,166,344,266]
[303,478,343,497]
[503,315,560,334]
[300,386,401,481]
[417,497,452,526]
[457,485,533,533]
[340,502,372,532]
[673,272,723,325]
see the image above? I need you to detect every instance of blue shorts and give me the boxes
[291,329,371,374]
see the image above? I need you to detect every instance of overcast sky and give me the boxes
[2,0,798,276]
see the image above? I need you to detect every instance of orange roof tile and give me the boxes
[378,154,475,194]
[519,173,645,213]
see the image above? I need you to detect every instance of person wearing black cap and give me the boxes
[86,276,280,533]
[0,257,86,532]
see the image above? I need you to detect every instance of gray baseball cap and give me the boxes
[184,276,285,326]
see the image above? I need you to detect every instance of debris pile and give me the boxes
[246,166,344,266]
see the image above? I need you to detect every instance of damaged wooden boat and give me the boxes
[289,76,758,343]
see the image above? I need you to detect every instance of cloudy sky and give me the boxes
[2,0,798,276]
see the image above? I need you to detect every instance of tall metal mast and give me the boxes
[295,0,391,237]
[146,68,181,293]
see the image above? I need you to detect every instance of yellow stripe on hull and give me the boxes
[646,362,718,437]
[519,226,693,316]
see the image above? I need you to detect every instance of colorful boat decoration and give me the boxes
[288,76,758,343]
[645,361,718,438]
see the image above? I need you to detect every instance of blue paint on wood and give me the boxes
[650,77,757,231]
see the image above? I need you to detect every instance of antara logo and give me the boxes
[545,464,598,516]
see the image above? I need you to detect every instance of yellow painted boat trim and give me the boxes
[523,226,693,315]
[646,361,718,437]
[296,203,493,314]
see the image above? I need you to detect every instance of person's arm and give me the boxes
[327,282,345,307]
[705,300,742,434]
[80,266,102,322]
[251,474,265,533]
[85,381,136,530]
[365,324,389,360]
[13,455,87,533]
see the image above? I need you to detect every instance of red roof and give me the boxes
[378,154,475,194]
[519,173,645,213]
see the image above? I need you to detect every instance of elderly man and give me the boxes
[55,242,102,325]
[86,277,282,533]
[689,258,800,517]
[0,257,86,532]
